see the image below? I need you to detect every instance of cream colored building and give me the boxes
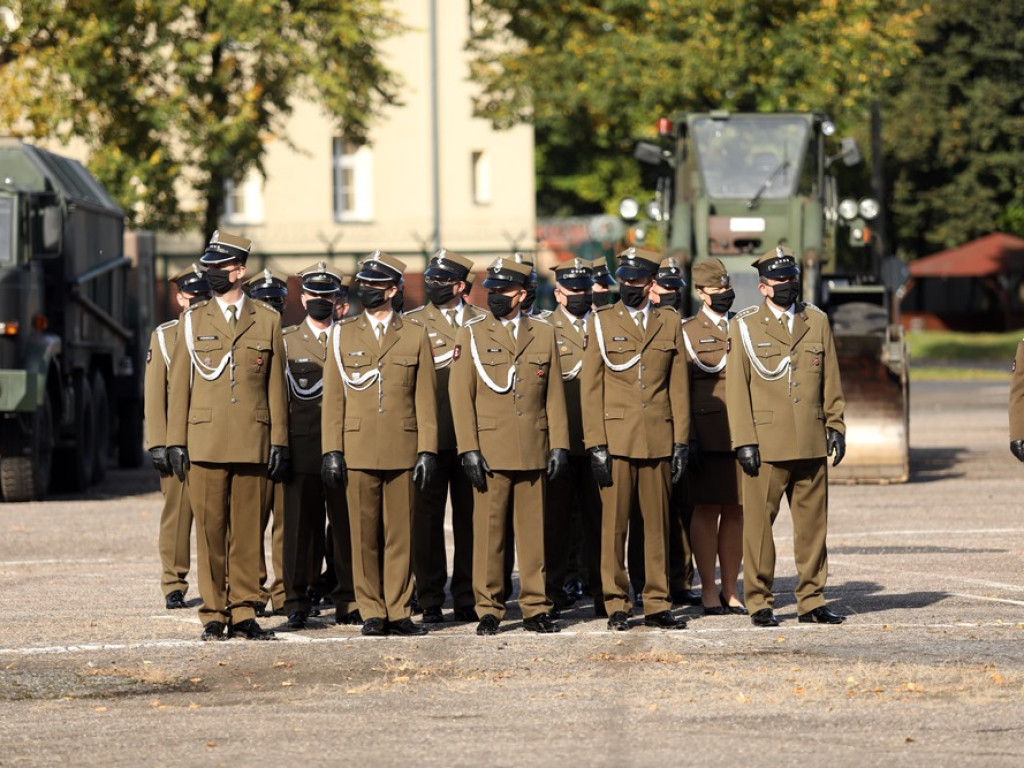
[165,0,535,278]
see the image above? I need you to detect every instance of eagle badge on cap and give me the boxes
[494,257,503,271]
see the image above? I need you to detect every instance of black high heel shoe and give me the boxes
[720,591,748,615]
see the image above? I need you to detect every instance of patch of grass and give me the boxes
[907,329,1023,363]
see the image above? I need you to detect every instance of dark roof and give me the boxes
[0,137,123,215]
[909,233,1024,278]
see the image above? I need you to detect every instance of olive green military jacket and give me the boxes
[321,312,438,469]
[725,301,845,462]
[143,320,178,450]
[580,302,690,459]
[403,301,487,452]
[549,306,588,456]
[283,320,332,475]
[449,314,570,471]
[681,309,733,453]
[1010,341,1024,441]
[166,297,288,463]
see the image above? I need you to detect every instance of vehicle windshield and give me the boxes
[0,196,13,266]
[691,116,809,200]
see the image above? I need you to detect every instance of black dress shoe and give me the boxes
[410,593,423,615]
[476,614,500,635]
[607,610,630,631]
[229,618,276,640]
[564,579,585,602]
[523,613,561,633]
[798,605,846,624]
[548,604,562,620]
[644,610,687,629]
[421,606,444,624]
[287,611,308,630]
[388,618,427,636]
[254,601,268,617]
[672,589,703,606]
[702,603,729,616]
[200,621,226,641]
[634,593,644,609]
[750,608,780,627]
[335,609,363,626]
[308,606,322,618]
[452,606,478,622]
[361,617,388,636]
[165,590,187,610]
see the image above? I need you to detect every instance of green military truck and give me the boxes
[626,111,909,483]
[0,139,154,501]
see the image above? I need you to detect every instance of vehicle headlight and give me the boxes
[838,198,859,221]
[858,198,880,220]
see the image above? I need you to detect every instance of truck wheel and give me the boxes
[91,372,110,484]
[0,396,55,502]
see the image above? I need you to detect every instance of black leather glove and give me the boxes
[588,445,613,488]
[671,443,689,485]
[826,428,846,467]
[687,441,702,473]
[268,445,292,483]
[547,448,569,481]
[167,446,190,482]
[321,451,347,490]
[413,451,437,490]
[150,446,172,477]
[461,450,492,491]
[736,445,760,477]
[1012,440,1024,463]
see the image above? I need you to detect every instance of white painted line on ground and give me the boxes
[0,558,116,566]
[829,558,1024,593]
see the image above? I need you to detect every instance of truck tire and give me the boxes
[0,396,55,502]
[91,371,110,484]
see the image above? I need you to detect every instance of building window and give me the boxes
[223,169,264,225]
[333,138,374,222]
[472,150,491,205]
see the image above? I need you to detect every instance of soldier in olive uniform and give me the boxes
[544,258,602,614]
[681,258,746,615]
[244,269,290,616]
[589,257,616,308]
[280,263,361,629]
[514,252,552,319]
[166,231,290,641]
[320,251,438,637]
[145,265,210,610]
[450,257,570,635]
[1010,341,1024,463]
[726,247,847,627]
[581,247,690,631]
[404,249,486,623]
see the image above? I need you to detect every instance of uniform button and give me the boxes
[641,402,647,409]
[641,365,647,371]
[516,411,523,417]
[231,398,237,403]
[379,408,385,413]
[793,398,800,404]
[639,383,646,390]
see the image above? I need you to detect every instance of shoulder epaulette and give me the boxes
[594,303,616,313]
[681,314,699,326]
[529,315,551,326]
[183,298,210,315]
[735,305,759,319]
[802,302,826,316]
[652,306,679,318]
[404,315,426,327]
[340,315,360,325]
[157,318,180,331]
[282,323,302,335]
[465,314,487,326]
[250,297,278,313]
[403,305,426,315]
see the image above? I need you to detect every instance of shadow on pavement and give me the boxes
[909,446,968,483]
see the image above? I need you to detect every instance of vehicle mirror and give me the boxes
[840,137,862,167]
[40,204,62,255]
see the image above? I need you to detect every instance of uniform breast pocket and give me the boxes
[245,339,273,376]
[526,355,550,385]
[607,342,637,366]
[388,355,418,386]
[801,344,824,373]
[646,339,676,370]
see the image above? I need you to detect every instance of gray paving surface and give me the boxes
[1,379,1022,766]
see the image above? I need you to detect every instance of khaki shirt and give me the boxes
[403,301,487,451]
[143,319,178,450]
[1010,341,1024,441]
[580,303,690,458]
[321,312,438,469]
[449,314,570,471]
[283,321,331,475]
[166,298,288,463]
[725,301,845,461]
[549,307,588,455]
[682,310,732,453]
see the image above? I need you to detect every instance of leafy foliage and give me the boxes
[0,1,401,237]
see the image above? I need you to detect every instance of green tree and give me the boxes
[0,1,401,238]
[882,0,1024,256]
[468,1,922,217]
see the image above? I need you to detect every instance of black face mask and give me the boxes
[306,298,334,321]
[357,284,390,310]
[708,288,735,314]
[769,281,800,309]
[425,282,457,307]
[522,284,537,313]
[206,268,236,295]
[487,292,516,319]
[656,290,682,311]
[592,291,612,308]
[564,293,593,318]
[391,290,405,314]
[619,283,648,310]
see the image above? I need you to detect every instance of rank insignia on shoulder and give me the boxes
[453,344,461,361]
[146,350,152,364]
